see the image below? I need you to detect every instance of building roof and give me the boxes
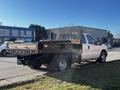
[48,26,107,32]
[0,25,32,31]
[48,26,108,39]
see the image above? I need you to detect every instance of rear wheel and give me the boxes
[48,54,72,72]
[1,50,7,57]
[97,51,107,63]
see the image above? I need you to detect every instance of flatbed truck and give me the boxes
[16,33,107,71]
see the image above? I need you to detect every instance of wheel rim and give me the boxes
[101,53,106,62]
[59,59,67,71]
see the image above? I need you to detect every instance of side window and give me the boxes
[81,35,86,44]
[86,35,96,44]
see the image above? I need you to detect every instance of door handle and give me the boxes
[88,46,90,49]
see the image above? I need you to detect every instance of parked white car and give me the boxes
[0,41,8,56]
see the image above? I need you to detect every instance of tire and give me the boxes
[97,51,107,63]
[48,54,72,72]
[1,50,7,57]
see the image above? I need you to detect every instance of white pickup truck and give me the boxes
[17,33,107,71]
[81,33,107,62]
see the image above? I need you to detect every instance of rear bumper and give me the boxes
[17,53,54,66]
[7,49,37,56]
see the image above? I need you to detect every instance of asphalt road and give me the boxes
[0,48,120,86]
[0,57,47,86]
[107,48,120,61]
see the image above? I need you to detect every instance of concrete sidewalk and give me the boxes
[0,70,46,86]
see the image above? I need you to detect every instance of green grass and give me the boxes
[1,60,120,90]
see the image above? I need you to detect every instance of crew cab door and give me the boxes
[81,35,91,60]
[85,34,101,59]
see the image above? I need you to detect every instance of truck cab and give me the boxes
[81,33,107,62]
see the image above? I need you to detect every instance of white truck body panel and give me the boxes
[81,33,107,60]
[0,42,7,53]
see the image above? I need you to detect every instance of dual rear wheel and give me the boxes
[29,54,72,72]
[48,54,72,72]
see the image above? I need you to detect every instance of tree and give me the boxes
[106,31,113,39]
[29,24,48,41]
[106,31,114,44]
[101,31,114,44]
[101,37,107,43]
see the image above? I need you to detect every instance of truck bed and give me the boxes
[7,40,82,55]
[7,42,38,55]
[17,40,82,70]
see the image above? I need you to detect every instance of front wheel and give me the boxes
[1,50,7,57]
[97,51,107,63]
